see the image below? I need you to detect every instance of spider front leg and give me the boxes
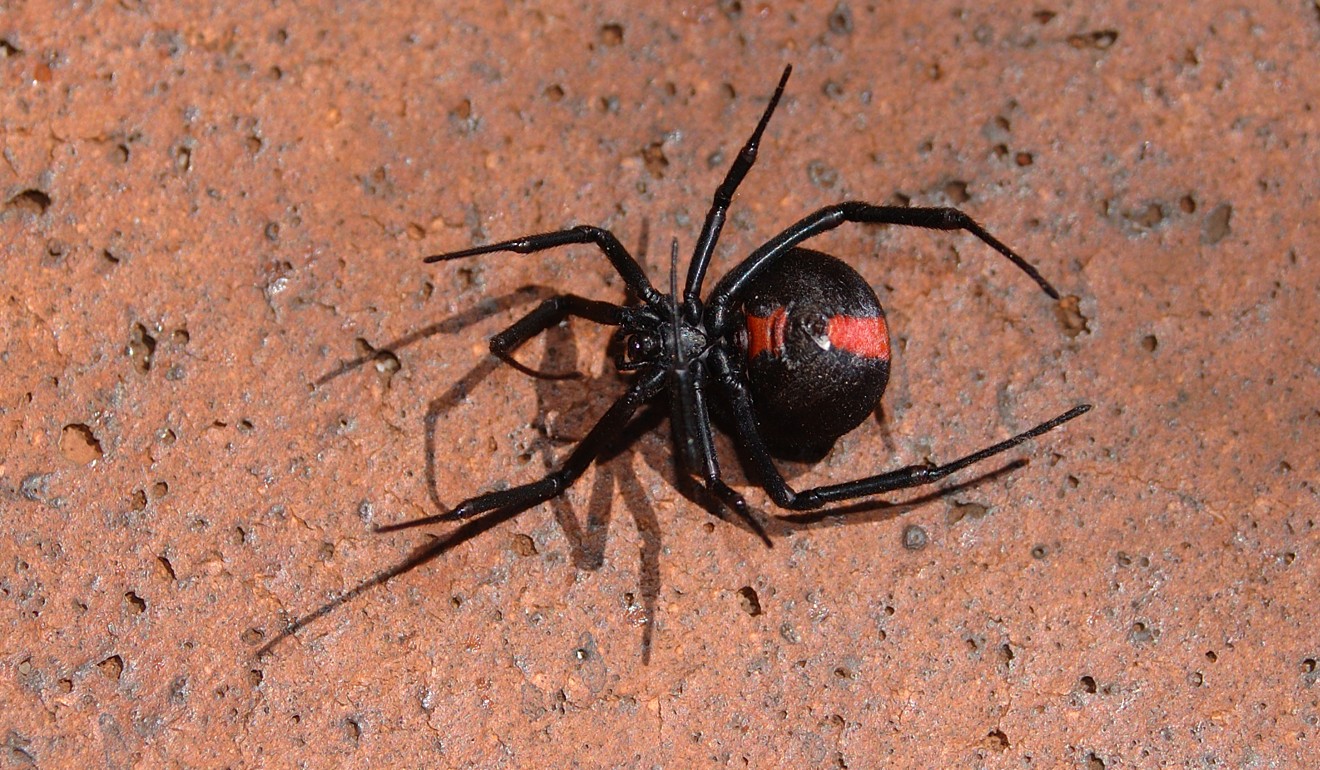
[710,348,1090,511]
[488,294,625,380]
[425,225,663,307]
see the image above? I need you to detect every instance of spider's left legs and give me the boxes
[709,202,1062,332]
[424,226,663,307]
[710,348,1090,511]
[381,368,666,531]
[488,294,625,380]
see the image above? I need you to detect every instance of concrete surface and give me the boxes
[2,1,1317,767]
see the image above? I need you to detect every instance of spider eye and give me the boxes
[618,333,657,368]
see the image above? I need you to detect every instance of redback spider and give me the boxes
[382,64,1089,540]
[257,65,1089,657]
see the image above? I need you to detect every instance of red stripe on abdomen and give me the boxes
[827,315,890,359]
[745,307,788,358]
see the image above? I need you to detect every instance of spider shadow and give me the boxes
[415,285,686,663]
[313,285,556,389]
[260,282,1039,664]
[260,280,673,661]
[509,315,669,663]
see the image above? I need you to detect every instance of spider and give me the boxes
[255,66,1091,658]
[382,64,1090,541]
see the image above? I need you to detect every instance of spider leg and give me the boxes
[711,348,1089,511]
[384,367,666,529]
[678,358,771,546]
[424,226,663,307]
[710,202,1061,331]
[488,294,625,380]
[682,64,793,312]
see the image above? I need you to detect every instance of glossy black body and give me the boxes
[737,247,890,455]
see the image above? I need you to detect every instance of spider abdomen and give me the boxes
[737,248,890,454]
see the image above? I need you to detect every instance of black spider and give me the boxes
[383,64,1090,541]
[256,65,1091,658]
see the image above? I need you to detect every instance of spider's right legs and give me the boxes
[680,357,772,545]
[425,226,663,307]
[380,368,666,531]
[710,347,1089,511]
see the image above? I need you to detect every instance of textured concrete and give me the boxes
[2,1,1316,767]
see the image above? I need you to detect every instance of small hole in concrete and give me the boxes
[737,586,762,616]
[174,143,193,172]
[125,591,146,614]
[808,160,839,189]
[98,655,124,680]
[6,189,51,214]
[598,23,623,46]
[901,525,928,550]
[948,501,988,524]
[1054,295,1090,337]
[1068,30,1118,50]
[129,323,156,373]
[641,142,668,178]
[1141,334,1157,352]
[827,2,853,34]
[60,423,103,464]
[943,179,970,203]
[511,533,538,556]
[374,350,401,376]
[1080,675,1097,693]
[1202,202,1232,244]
